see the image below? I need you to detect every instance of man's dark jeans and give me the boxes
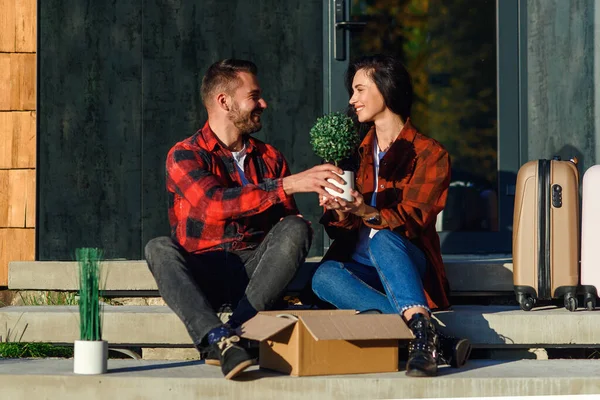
[145,215,312,350]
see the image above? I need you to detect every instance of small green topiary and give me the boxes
[310,112,360,166]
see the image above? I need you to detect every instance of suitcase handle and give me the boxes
[552,155,579,166]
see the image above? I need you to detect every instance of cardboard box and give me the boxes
[238,310,414,376]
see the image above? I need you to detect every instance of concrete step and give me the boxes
[1,305,598,347]
[0,359,599,399]
[8,254,514,294]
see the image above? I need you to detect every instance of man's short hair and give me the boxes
[201,59,258,106]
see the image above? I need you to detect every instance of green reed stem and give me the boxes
[76,248,104,341]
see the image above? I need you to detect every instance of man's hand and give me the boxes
[282,164,346,198]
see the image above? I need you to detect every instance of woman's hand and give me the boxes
[319,189,369,217]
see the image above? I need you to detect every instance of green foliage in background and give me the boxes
[310,112,360,166]
[350,0,497,185]
[77,248,104,341]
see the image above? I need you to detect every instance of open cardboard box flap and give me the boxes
[238,310,414,342]
[299,314,414,341]
[237,314,298,342]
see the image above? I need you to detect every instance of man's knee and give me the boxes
[277,215,312,245]
[145,236,177,266]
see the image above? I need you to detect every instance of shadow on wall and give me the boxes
[554,144,585,172]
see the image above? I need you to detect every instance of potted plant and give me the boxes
[73,247,107,375]
[309,112,360,202]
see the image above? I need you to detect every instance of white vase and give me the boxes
[325,170,355,202]
[74,340,108,374]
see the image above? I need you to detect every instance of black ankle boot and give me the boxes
[406,313,439,377]
[437,331,471,368]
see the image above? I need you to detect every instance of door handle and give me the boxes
[334,0,367,61]
[335,21,367,28]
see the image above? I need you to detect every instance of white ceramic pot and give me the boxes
[74,340,108,374]
[325,170,355,202]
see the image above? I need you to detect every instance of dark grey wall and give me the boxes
[526,0,596,171]
[39,0,323,260]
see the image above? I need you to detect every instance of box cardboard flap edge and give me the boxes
[239,312,414,342]
[299,314,414,341]
[238,309,359,341]
[238,314,298,342]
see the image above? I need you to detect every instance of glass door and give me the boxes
[323,0,521,254]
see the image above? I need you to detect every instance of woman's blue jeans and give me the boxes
[312,230,430,315]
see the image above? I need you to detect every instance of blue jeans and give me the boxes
[312,230,429,315]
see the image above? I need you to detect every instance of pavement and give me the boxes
[0,358,599,399]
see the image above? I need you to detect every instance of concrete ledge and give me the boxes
[0,359,599,399]
[8,255,513,293]
[8,260,153,291]
[433,305,600,346]
[2,305,599,347]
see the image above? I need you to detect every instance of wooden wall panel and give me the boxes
[0,54,11,110]
[15,0,36,52]
[0,169,35,228]
[0,111,36,168]
[0,0,37,286]
[0,54,36,111]
[0,171,7,226]
[0,0,16,52]
[25,168,35,228]
[10,53,36,110]
[0,229,35,286]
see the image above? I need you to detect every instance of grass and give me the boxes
[19,291,78,306]
[0,343,73,358]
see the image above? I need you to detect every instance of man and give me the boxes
[145,59,343,379]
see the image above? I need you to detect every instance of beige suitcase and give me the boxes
[512,157,579,311]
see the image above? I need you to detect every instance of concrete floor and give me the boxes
[0,358,599,399]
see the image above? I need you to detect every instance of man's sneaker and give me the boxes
[437,331,472,368]
[203,345,220,366]
[210,334,254,379]
[203,338,259,367]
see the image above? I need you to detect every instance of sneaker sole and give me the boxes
[224,359,255,380]
[405,367,437,377]
[206,357,259,367]
[452,339,472,368]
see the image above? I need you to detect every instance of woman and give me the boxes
[311,54,469,377]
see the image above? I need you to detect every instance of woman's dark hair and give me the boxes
[345,54,413,123]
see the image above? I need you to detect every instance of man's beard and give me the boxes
[228,101,263,135]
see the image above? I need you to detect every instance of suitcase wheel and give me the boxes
[584,293,596,311]
[564,293,578,312]
[518,294,535,311]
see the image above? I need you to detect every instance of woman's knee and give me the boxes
[368,230,427,280]
[311,261,342,294]
[369,230,408,254]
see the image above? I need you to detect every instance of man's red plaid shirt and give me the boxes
[166,122,299,254]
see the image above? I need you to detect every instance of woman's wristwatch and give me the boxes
[364,212,381,225]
